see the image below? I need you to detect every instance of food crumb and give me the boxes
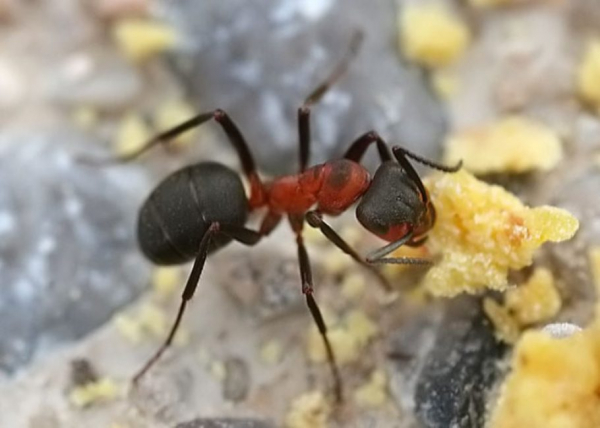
[285,391,331,428]
[577,39,600,111]
[69,378,121,408]
[354,370,389,409]
[340,272,366,301]
[112,19,177,62]
[153,99,197,148]
[444,116,563,174]
[422,170,578,296]
[260,339,283,365]
[399,3,470,68]
[505,268,561,326]
[113,112,151,158]
[484,298,521,344]
[152,266,181,300]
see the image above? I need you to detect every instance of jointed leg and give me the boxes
[133,222,221,383]
[343,131,392,164]
[290,215,342,402]
[86,109,266,207]
[305,210,392,291]
[132,221,269,384]
[298,31,363,172]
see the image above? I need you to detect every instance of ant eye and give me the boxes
[356,163,424,241]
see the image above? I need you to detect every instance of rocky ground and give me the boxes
[0,0,599,427]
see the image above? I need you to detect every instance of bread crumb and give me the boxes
[354,370,389,409]
[400,4,470,68]
[422,170,578,296]
[113,19,177,62]
[445,117,563,174]
[285,391,330,428]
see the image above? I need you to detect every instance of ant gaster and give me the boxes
[101,32,461,401]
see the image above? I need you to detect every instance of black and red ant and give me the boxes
[99,32,461,401]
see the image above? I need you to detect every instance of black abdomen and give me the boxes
[137,162,248,265]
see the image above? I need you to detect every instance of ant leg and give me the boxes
[298,31,363,172]
[133,222,220,383]
[85,109,266,206]
[366,231,432,266]
[290,215,342,402]
[305,210,391,291]
[343,131,392,163]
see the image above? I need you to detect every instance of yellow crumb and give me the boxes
[114,314,144,344]
[468,0,523,7]
[589,247,600,291]
[137,304,168,337]
[153,99,197,148]
[209,360,227,381]
[340,225,363,247]
[260,340,283,365]
[321,249,353,277]
[432,70,459,99]
[490,329,600,428]
[505,268,561,325]
[285,391,331,428]
[72,106,98,129]
[340,272,366,301]
[303,225,327,245]
[69,378,121,408]
[354,370,389,409]
[399,4,470,68]
[307,326,359,365]
[484,298,521,344]
[445,117,563,174]
[113,19,177,62]
[345,310,378,347]
[306,310,377,365]
[152,266,181,300]
[577,39,600,111]
[422,170,578,296]
[114,112,151,158]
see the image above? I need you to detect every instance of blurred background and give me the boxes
[0,0,599,427]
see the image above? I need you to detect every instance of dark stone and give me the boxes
[388,297,506,428]
[174,419,276,428]
[0,131,150,374]
[165,0,447,175]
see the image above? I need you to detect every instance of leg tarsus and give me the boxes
[298,31,363,172]
[132,222,219,384]
[305,210,392,291]
[296,232,343,402]
[343,131,392,163]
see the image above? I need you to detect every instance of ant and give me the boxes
[97,32,461,402]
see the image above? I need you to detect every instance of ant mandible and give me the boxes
[103,32,461,402]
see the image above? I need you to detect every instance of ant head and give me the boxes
[356,162,428,241]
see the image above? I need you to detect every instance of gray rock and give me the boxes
[214,245,307,322]
[46,51,143,111]
[164,0,447,175]
[174,419,276,428]
[547,171,600,326]
[0,131,150,374]
[388,297,506,428]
